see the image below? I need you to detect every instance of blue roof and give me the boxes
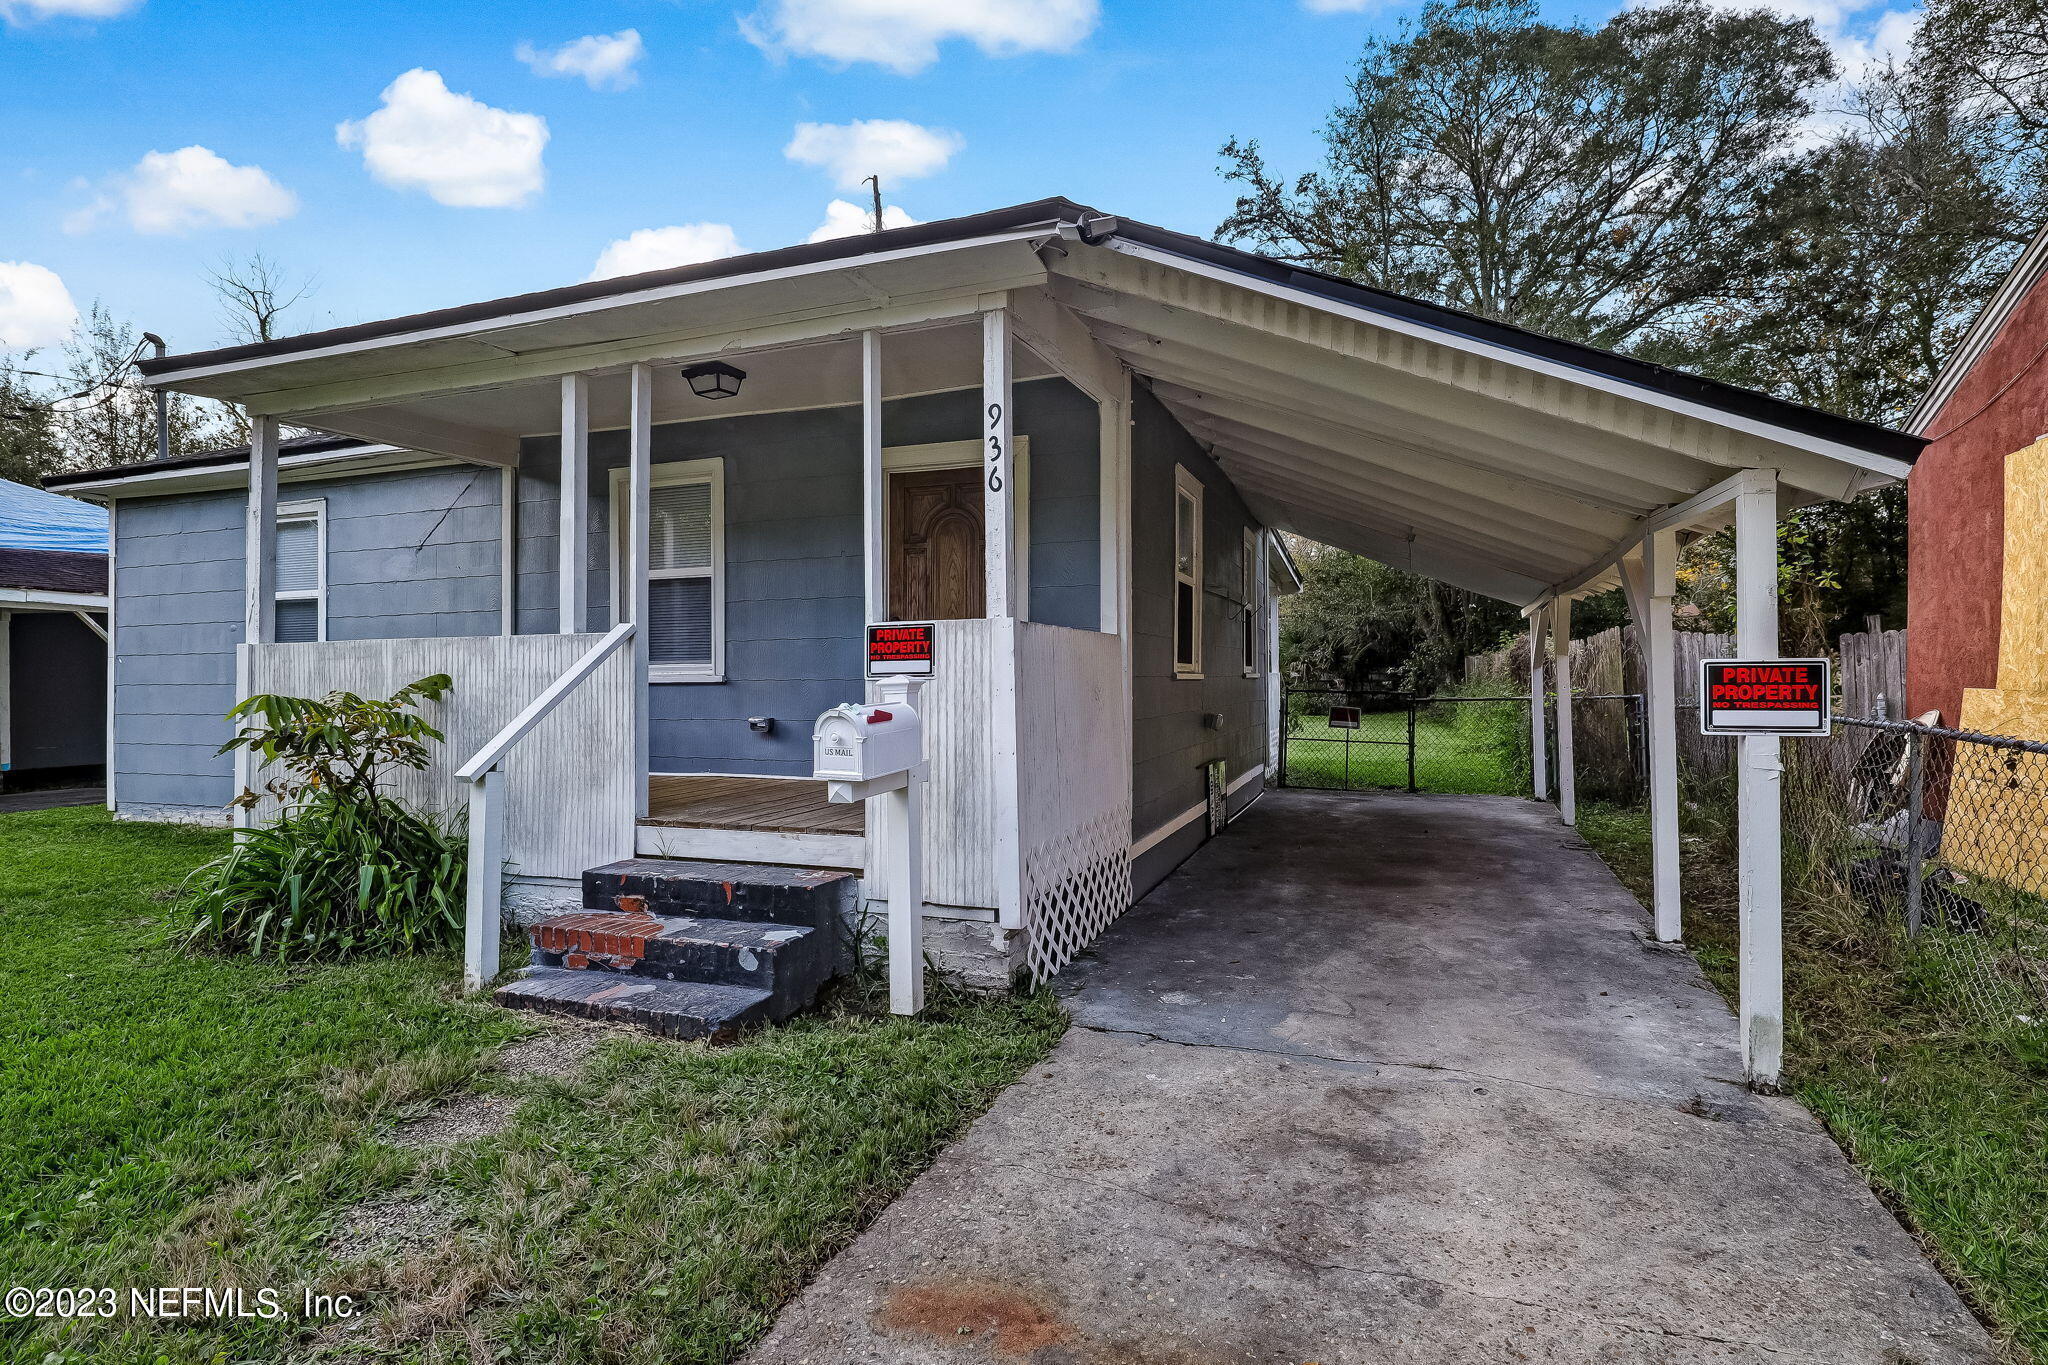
[0,478,109,555]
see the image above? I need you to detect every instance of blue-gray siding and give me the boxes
[514,377,1100,776]
[111,379,1100,807]
[112,465,505,813]
[1128,384,1269,898]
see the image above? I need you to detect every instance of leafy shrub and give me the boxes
[172,675,466,960]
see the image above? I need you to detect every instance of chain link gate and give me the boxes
[1280,690,1538,795]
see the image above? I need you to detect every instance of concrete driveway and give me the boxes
[747,789,1995,1364]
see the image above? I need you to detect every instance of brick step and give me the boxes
[583,858,856,933]
[495,969,774,1041]
[528,911,830,1017]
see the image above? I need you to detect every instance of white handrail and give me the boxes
[460,621,635,992]
[455,622,635,780]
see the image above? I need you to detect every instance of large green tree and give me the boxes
[1219,0,1833,351]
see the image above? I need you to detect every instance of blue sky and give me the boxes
[0,0,1920,360]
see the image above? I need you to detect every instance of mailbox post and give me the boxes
[813,681,927,1015]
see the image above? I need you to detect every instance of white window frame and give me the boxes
[1242,527,1259,678]
[274,498,326,643]
[609,458,724,683]
[1173,464,1203,680]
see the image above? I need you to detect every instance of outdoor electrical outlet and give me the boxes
[748,717,775,735]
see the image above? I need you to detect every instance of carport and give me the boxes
[1045,214,1922,1083]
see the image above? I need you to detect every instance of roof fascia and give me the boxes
[1907,218,2048,435]
[144,227,1063,393]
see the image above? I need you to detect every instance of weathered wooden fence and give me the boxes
[1464,622,1908,789]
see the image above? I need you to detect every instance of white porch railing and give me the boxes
[454,623,636,987]
[1014,621,1132,981]
[241,631,638,988]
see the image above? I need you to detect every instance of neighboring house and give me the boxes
[0,478,109,790]
[48,199,1914,1038]
[1906,220,2048,733]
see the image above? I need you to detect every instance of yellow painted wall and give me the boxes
[1951,436,2048,891]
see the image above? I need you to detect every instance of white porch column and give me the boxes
[1735,470,1784,1085]
[1551,595,1575,825]
[1528,604,1549,801]
[243,415,279,646]
[236,416,279,825]
[982,307,1017,617]
[983,306,1025,930]
[627,363,653,818]
[862,330,886,623]
[1636,529,1683,941]
[558,374,589,633]
[499,466,517,636]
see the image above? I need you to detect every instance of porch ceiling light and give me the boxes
[680,360,746,400]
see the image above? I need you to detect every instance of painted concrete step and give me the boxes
[527,910,830,1018]
[495,968,774,1041]
[582,858,857,934]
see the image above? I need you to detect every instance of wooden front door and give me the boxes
[889,465,985,621]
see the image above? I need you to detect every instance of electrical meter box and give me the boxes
[812,702,923,782]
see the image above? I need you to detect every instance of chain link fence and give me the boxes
[1780,714,2048,1030]
[1640,701,2048,1035]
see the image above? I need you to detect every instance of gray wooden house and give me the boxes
[51,201,1916,1057]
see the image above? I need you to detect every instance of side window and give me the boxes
[616,460,724,681]
[274,502,325,642]
[1242,528,1259,678]
[1173,465,1203,679]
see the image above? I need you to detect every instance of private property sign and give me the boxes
[867,622,936,677]
[1700,659,1832,736]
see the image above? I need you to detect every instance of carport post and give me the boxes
[1528,605,1549,801]
[1621,531,1683,942]
[1551,596,1575,825]
[1735,470,1784,1085]
[234,415,279,830]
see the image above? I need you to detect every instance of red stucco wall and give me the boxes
[1908,276,2048,725]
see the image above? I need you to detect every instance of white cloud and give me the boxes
[337,69,548,209]
[588,223,744,280]
[517,29,645,90]
[70,146,298,235]
[741,0,1098,75]
[784,119,962,191]
[0,0,141,23]
[808,198,919,242]
[0,261,78,351]
[1664,0,1922,81]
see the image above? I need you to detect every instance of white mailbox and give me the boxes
[812,702,923,783]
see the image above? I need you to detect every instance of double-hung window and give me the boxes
[1173,465,1203,679]
[273,501,325,643]
[614,459,723,681]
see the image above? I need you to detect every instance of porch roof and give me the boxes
[111,198,1920,608]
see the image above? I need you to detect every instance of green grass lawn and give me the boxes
[0,805,1065,1365]
[1282,702,1529,795]
[1576,801,2048,1363]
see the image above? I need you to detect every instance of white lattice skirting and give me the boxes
[1022,803,1134,984]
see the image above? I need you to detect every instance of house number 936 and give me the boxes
[985,402,1005,492]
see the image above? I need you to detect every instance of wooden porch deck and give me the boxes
[643,775,864,835]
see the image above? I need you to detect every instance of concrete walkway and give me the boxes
[748,790,1995,1364]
